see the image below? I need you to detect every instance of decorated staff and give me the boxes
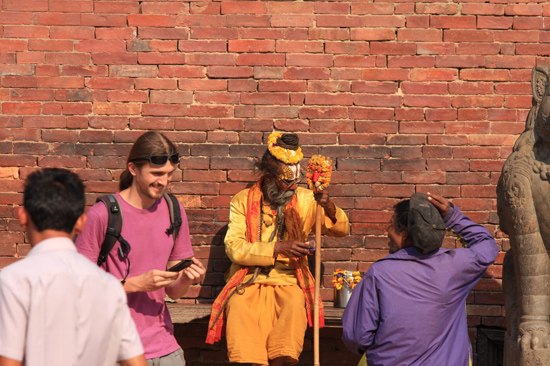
[306,155,333,366]
[206,132,349,366]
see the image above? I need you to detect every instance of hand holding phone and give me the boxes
[167,259,193,272]
[306,240,316,255]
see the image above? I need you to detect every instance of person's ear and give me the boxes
[128,162,139,177]
[402,230,413,248]
[73,213,87,236]
[17,206,28,230]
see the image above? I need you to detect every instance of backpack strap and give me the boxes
[164,193,182,246]
[96,194,130,266]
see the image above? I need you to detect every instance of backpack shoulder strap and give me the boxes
[96,194,124,266]
[164,193,182,246]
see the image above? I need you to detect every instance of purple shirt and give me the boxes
[342,206,498,366]
[76,192,194,359]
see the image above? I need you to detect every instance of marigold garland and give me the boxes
[333,269,362,291]
[306,155,333,193]
[267,131,303,165]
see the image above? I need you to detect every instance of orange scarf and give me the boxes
[206,181,324,344]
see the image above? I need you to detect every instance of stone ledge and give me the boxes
[167,302,345,326]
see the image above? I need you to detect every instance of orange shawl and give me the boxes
[206,181,324,344]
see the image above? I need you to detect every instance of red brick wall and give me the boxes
[3,0,546,362]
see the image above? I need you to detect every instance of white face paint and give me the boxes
[290,163,301,180]
[280,163,301,180]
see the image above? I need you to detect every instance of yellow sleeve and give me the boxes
[299,187,350,238]
[224,189,276,267]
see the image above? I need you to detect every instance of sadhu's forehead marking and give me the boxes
[280,163,300,180]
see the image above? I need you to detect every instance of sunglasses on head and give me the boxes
[133,153,179,166]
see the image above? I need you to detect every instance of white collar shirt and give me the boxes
[0,237,143,366]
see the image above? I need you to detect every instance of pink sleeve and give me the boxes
[168,203,194,261]
[75,202,109,265]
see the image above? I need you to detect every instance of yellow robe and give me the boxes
[225,186,349,283]
[224,186,349,364]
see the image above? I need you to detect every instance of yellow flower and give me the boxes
[306,155,333,193]
[354,276,362,283]
[267,131,303,165]
[352,271,361,277]
[336,283,343,290]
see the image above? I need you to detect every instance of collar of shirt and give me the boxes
[27,237,77,257]
[377,246,451,263]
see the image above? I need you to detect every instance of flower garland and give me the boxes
[306,155,333,193]
[267,131,303,165]
[333,269,362,290]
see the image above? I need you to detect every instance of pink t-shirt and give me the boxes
[76,192,194,359]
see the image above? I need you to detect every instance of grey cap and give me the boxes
[407,193,446,254]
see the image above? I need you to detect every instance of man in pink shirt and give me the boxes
[0,168,146,366]
[76,131,206,366]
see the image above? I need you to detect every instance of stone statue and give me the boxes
[497,66,550,365]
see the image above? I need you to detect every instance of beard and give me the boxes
[147,184,165,199]
[388,243,400,254]
[263,179,295,207]
[137,179,166,200]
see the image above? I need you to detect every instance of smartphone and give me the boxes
[167,259,193,272]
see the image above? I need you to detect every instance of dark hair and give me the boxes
[255,133,300,176]
[393,199,410,234]
[119,131,177,190]
[23,168,85,234]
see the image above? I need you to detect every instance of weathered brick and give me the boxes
[150,91,193,104]
[397,29,441,42]
[128,15,176,27]
[128,117,172,130]
[236,54,285,67]
[271,15,314,27]
[142,2,188,15]
[91,53,137,65]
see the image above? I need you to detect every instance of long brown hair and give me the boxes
[119,131,177,190]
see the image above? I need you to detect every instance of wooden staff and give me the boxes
[314,201,322,366]
[307,154,332,366]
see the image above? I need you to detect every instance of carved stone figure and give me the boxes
[497,66,550,365]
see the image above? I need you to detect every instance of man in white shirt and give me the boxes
[0,168,147,366]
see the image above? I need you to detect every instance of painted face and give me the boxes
[386,215,408,254]
[280,163,301,181]
[275,163,302,192]
[132,162,176,200]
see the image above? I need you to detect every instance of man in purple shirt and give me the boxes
[342,192,498,366]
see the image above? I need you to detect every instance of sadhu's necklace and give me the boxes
[257,197,285,277]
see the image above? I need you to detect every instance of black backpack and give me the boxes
[96,193,182,266]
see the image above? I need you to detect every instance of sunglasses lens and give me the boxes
[149,155,168,165]
[169,153,179,164]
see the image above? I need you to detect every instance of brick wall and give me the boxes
[2,0,546,363]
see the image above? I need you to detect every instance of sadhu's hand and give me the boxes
[427,192,451,218]
[274,240,310,258]
[314,189,336,222]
